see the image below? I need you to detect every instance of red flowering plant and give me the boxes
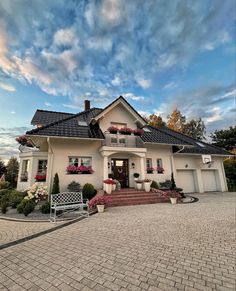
[16,135,34,147]
[119,127,133,135]
[146,167,155,173]
[157,166,164,173]
[35,174,46,182]
[66,165,79,174]
[133,129,144,136]
[103,179,116,185]
[165,190,181,199]
[88,196,112,208]
[107,126,119,134]
[78,165,94,174]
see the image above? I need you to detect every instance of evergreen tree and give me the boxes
[51,173,60,194]
[5,157,19,188]
[0,159,6,178]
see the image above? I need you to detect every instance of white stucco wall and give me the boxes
[99,103,138,132]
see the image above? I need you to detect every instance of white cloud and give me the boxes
[62,103,82,110]
[0,82,16,92]
[123,92,145,101]
[163,82,176,90]
[87,37,112,52]
[100,0,122,26]
[10,111,16,114]
[136,78,152,89]
[205,107,223,124]
[157,53,177,69]
[54,28,78,46]
[111,76,121,86]
[44,102,52,107]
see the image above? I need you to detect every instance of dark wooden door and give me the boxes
[112,159,129,188]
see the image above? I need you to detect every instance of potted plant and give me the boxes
[135,180,143,190]
[103,179,116,194]
[157,166,164,174]
[35,174,46,182]
[119,127,133,135]
[89,196,111,213]
[66,165,79,174]
[78,165,94,174]
[167,190,179,204]
[107,126,119,134]
[146,167,154,174]
[133,129,144,136]
[143,179,152,192]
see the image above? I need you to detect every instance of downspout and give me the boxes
[170,146,185,179]
[47,137,54,195]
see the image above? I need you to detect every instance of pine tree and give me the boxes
[51,173,60,194]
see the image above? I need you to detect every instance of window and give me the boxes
[146,158,153,173]
[157,159,163,168]
[111,122,127,129]
[68,157,91,167]
[78,120,87,126]
[21,160,29,182]
[157,159,164,173]
[37,160,47,174]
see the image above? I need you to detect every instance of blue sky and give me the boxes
[0,0,235,161]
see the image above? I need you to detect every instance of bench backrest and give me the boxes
[51,192,83,206]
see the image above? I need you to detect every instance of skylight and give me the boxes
[78,121,87,126]
[143,127,151,133]
[196,141,205,147]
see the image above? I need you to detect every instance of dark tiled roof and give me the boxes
[160,127,232,155]
[27,108,104,139]
[31,110,74,126]
[141,126,194,146]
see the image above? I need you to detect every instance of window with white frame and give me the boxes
[37,160,47,174]
[21,160,29,181]
[146,158,153,173]
[68,157,92,167]
[111,122,127,129]
[157,159,163,167]
[157,158,164,173]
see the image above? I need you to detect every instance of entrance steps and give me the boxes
[107,188,169,207]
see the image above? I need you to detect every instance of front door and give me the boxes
[111,159,129,188]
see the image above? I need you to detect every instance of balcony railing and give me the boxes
[102,133,144,148]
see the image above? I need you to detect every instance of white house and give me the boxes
[17,96,230,193]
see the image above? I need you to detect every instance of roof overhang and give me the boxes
[25,134,104,141]
[91,96,147,127]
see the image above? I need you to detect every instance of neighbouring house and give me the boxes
[17,96,231,193]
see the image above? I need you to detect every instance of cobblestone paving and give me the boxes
[0,192,235,291]
[0,219,65,246]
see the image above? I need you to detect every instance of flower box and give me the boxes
[157,166,164,174]
[66,165,94,174]
[146,167,154,174]
[35,174,46,182]
[119,127,133,135]
[107,126,119,134]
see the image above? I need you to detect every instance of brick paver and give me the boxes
[0,192,235,290]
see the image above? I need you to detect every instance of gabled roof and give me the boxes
[141,126,193,146]
[91,96,147,126]
[160,127,232,156]
[26,108,104,139]
[31,109,74,126]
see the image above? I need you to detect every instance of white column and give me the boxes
[103,155,109,180]
[140,157,145,180]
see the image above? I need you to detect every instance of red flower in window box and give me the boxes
[119,127,133,135]
[157,166,164,173]
[78,165,94,174]
[107,126,119,134]
[35,174,46,182]
[146,167,154,174]
[66,165,79,174]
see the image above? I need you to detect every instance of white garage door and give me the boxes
[177,170,196,193]
[202,170,217,192]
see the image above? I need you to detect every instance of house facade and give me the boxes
[17,96,230,193]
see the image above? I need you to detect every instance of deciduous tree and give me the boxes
[5,157,19,188]
[167,109,186,132]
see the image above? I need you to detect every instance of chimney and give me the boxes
[84,100,90,111]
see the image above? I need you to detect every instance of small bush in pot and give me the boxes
[82,183,96,200]
[67,181,81,192]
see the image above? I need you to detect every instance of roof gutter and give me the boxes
[170,146,185,181]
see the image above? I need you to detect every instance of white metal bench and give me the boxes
[50,192,89,222]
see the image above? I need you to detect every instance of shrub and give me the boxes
[41,202,50,214]
[51,173,60,194]
[82,183,96,200]
[159,180,172,189]
[17,199,35,216]
[151,181,159,189]
[67,181,81,192]
[9,191,25,208]
[1,200,8,214]
[0,181,10,190]
[170,173,176,190]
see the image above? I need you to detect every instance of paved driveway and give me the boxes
[0,192,235,291]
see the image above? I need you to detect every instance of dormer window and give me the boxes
[111,122,127,129]
[78,120,87,126]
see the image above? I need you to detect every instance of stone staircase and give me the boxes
[106,188,169,207]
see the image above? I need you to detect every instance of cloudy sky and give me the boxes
[0,0,235,161]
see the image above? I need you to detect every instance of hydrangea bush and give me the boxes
[25,183,48,203]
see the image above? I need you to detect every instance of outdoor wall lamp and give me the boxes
[131,162,135,169]
[108,162,110,169]
[185,164,188,168]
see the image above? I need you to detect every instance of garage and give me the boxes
[176,170,196,193]
[201,170,218,192]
